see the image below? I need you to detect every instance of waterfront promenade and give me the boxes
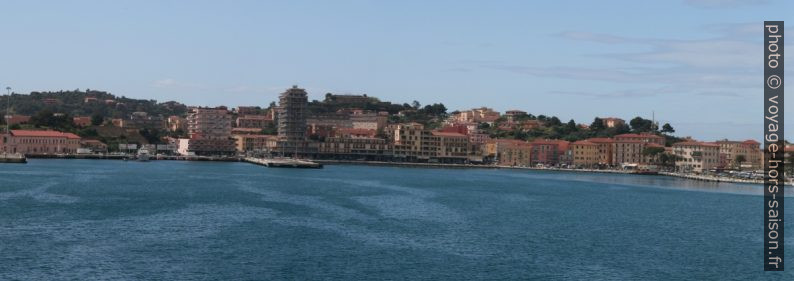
[9,154,777,186]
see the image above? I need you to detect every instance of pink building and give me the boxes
[2,130,81,155]
[530,139,570,166]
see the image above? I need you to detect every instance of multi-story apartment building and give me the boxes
[391,123,479,163]
[317,137,392,160]
[183,107,236,156]
[614,133,665,146]
[276,86,309,156]
[393,123,426,160]
[613,140,646,166]
[611,133,665,166]
[433,131,471,162]
[587,137,615,166]
[236,115,273,129]
[1,130,81,155]
[491,139,532,167]
[232,134,278,153]
[530,139,569,166]
[672,141,720,173]
[715,139,763,170]
[571,140,599,168]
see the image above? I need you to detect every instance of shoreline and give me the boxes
[15,154,774,186]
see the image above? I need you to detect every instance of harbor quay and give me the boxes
[10,153,778,186]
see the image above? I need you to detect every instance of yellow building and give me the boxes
[572,140,599,168]
[491,139,532,167]
[232,134,278,153]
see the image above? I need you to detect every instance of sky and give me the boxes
[0,0,791,141]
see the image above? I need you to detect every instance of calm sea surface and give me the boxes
[0,159,791,280]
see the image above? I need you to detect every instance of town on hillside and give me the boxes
[0,86,781,176]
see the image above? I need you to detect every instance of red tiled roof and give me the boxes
[572,140,596,145]
[11,130,80,139]
[493,139,530,145]
[431,131,467,137]
[615,133,664,139]
[614,139,645,143]
[530,139,570,146]
[586,137,614,143]
[673,141,719,147]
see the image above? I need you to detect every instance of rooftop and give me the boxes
[11,130,81,139]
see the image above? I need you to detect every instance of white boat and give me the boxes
[136,149,151,162]
[0,152,26,164]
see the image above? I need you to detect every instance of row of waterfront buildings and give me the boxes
[1,86,767,173]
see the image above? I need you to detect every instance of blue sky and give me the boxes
[0,0,791,141]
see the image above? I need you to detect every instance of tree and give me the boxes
[548,116,562,126]
[566,119,577,131]
[735,155,747,168]
[661,123,675,134]
[629,117,654,133]
[659,153,680,169]
[411,100,421,109]
[590,117,605,131]
[643,146,666,166]
[91,113,104,126]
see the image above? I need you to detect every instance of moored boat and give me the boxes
[0,153,27,164]
[136,149,151,162]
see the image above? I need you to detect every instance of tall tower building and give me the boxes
[277,85,308,155]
